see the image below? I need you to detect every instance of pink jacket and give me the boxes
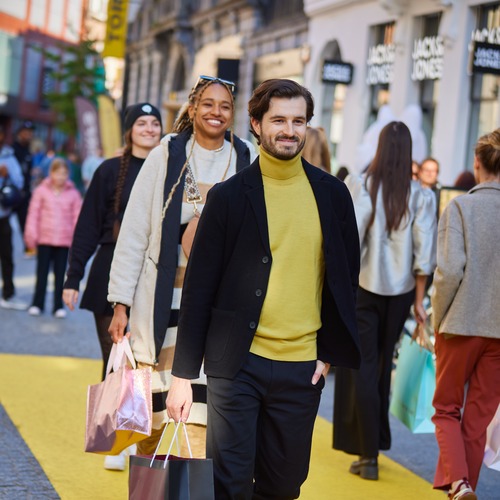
[24,178,82,249]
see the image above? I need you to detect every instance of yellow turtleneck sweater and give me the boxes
[250,147,325,361]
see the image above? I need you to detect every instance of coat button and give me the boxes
[249,321,257,329]
[262,256,269,263]
[255,289,262,297]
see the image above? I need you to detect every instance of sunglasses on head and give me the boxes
[194,75,236,93]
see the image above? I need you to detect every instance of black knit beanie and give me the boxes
[123,103,162,132]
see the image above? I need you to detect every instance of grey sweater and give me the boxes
[431,181,500,338]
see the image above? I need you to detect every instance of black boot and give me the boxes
[349,456,378,480]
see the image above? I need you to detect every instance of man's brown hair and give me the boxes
[248,79,314,143]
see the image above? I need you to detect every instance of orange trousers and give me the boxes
[432,334,500,490]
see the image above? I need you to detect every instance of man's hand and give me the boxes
[166,376,193,423]
[311,359,330,385]
[108,304,129,343]
[62,289,79,311]
[0,165,8,177]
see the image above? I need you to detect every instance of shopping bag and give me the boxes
[85,337,152,454]
[390,334,436,433]
[129,421,214,500]
[484,403,500,471]
[0,176,22,209]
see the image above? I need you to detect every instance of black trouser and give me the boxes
[333,287,414,458]
[32,245,69,312]
[207,352,324,500]
[0,216,15,299]
[93,313,113,381]
[15,195,29,250]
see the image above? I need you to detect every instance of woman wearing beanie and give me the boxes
[107,76,257,458]
[62,102,162,470]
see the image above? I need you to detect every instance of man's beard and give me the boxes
[260,134,305,160]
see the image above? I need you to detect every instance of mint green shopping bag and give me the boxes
[390,334,436,433]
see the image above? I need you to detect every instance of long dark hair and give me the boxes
[366,121,412,232]
[112,129,133,240]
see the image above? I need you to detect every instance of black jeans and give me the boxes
[207,353,324,500]
[32,245,69,312]
[0,216,15,299]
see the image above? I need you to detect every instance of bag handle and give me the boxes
[104,337,137,376]
[149,420,194,468]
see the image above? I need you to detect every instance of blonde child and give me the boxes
[24,158,82,317]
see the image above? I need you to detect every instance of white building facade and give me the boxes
[304,0,500,184]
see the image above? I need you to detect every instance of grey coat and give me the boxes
[431,181,500,338]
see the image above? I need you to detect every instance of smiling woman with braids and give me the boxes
[62,103,162,469]
[107,76,256,458]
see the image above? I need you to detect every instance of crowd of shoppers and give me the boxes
[0,77,498,499]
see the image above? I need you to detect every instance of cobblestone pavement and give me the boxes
[0,218,497,499]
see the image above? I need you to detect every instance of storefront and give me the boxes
[467,2,500,168]
[304,0,500,184]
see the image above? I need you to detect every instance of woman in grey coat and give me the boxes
[431,129,500,500]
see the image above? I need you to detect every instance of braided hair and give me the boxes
[159,79,236,225]
[112,129,133,240]
[172,79,235,136]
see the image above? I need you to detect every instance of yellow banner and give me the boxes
[97,95,122,158]
[102,0,129,59]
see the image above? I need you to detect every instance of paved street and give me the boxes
[0,219,497,498]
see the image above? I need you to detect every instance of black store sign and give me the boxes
[322,60,354,84]
[472,41,500,76]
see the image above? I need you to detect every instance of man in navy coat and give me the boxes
[167,79,360,499]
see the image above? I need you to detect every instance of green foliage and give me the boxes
[40,39,105,136]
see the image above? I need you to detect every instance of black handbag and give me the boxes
[129,422,214,500]
[0,176,23,209]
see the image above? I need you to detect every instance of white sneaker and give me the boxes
[0,297,28,311]
[54,308,67,319]
[28,306,42,316]
[103,444,136,471]
[103,453,126,471]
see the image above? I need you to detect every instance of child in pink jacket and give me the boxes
[24,158,82,317]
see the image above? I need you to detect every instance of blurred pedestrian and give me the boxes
[24,159,82,318]
[81,147,105,191]
[333,121,437,480]
[302,125,331,173]
[39,149,56,179]
[418,157,440,190]
[453,170,476,191]
[62,102,162,471]
[336,165,350,181]
[412,160,420,181]
[108,77,256,461]
[0,125,27,310]
[12,121,35,256]
[165,78,360,499]
[431,129,500,500]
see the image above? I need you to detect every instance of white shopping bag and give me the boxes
[484,403,500,471]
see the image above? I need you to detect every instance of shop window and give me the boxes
[417,12,442,155]
[467,2,500,169]
[367,22,395,127]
